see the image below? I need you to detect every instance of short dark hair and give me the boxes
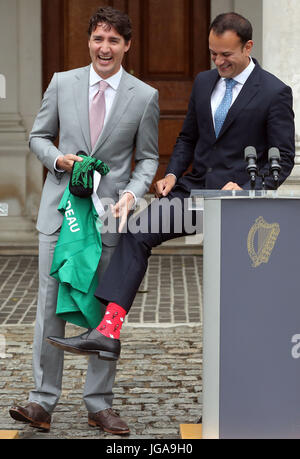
[88,6,132,43]
[209,12,253,46]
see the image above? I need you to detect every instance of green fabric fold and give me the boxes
[50,184,104,328]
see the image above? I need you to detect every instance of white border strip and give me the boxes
[202,199,221,439]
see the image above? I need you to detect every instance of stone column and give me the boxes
[0,0,43,248]
[262,0,300,190]
[211,0,300,189]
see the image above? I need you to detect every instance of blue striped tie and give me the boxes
[214,78,238,138]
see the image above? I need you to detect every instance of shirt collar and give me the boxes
[230,57,255,85]
[89,65,123,90]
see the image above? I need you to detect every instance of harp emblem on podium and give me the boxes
[247,217,280,268]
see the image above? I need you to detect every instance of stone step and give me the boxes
[0,242,38,256]
[180,423,202,439]
[0,217,38,244]
[0,241,202,256]
[0,430,19,439]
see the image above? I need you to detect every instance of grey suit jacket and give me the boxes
[30,66,159,246]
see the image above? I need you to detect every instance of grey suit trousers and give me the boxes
[29,232,117,414]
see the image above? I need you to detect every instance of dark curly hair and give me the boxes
[88,6,132,43]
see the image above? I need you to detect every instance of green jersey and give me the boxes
[50,186,104,328]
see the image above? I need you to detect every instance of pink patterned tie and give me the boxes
[89,80,109,149]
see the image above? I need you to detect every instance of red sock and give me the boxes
[96,303,126,339]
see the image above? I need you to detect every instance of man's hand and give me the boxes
[111,192,135,233]
[56,154,83,173]
[222,181,243,191]
[154,175,176,198]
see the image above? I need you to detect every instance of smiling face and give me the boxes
[88,23,131,79]
[209,30,253,79]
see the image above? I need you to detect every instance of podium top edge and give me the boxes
[189,190,300,199]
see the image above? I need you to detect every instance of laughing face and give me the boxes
[88,23,131,79]
[209,30,253,79]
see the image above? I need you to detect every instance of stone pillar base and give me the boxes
[0,216,37,242]
[0,216,38,255]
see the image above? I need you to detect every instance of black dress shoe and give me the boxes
[46,329,120,361]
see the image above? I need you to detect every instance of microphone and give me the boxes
[244,146,258,189]
[268,147,281,186]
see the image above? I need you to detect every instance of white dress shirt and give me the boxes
[211,57,255,125]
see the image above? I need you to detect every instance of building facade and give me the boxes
[0,0,299,247]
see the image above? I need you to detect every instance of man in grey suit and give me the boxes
[9,6,159,435]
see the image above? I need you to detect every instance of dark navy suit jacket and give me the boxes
[166,60,295,190]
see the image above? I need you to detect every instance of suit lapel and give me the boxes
[73,66,91,152]
[217,63,261,139]
[91,71,135,155]
[206,70,220,140]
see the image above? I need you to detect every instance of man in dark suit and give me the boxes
[48,13,295,357]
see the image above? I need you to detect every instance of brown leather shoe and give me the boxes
[9,402,51,431]
[88,408,130,435]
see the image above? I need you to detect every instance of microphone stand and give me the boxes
[259,172,267,191]
[245,148,281,192]
[244,146,258,192]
